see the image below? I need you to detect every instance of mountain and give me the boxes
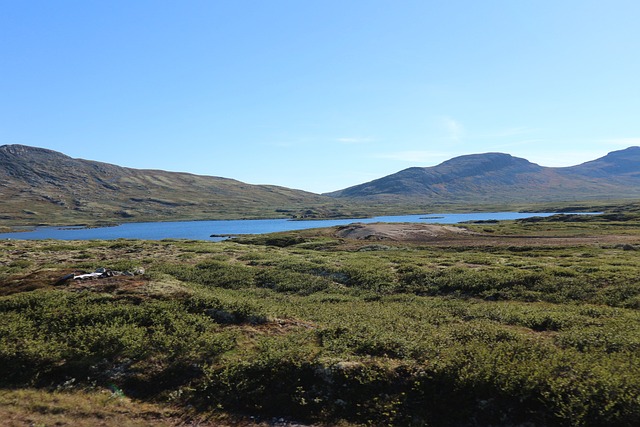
[0,144,344,225]
[326,147,640,203]
[561,146,640,178]
[3,144,639,227]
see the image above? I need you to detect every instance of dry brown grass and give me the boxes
[0,389,327,427]
[0,388,183,427]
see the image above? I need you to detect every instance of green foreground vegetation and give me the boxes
[1,212,640,426]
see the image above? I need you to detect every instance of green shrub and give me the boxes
[158,261,255,289]
[255,269,332,295]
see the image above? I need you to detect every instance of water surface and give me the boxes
[0,212,595,241]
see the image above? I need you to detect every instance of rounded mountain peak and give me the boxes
[0,144,70,159]
[433,152,541,175]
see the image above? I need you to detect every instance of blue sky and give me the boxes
[2,0,639,193]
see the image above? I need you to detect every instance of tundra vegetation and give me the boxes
[0,209,639,426]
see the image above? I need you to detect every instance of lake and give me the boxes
[0,212,593,241]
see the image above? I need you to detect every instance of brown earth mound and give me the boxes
[332,222,640,247]
[335,222,474,241]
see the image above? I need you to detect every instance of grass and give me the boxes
[0,388,183,427]
[1,212,640,426]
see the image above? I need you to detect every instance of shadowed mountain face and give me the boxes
[326,147,640,203]
[0,144,337,225]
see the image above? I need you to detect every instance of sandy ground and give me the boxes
[336,223,474,241]
[333,222,640,247]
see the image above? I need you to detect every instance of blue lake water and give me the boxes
[0,212,594,241]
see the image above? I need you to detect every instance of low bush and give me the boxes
[1,233,640,425]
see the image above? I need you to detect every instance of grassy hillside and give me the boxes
[4,144,640,230]
[1,213,640,426]
[326,147,640,204]
[0,144,359,227]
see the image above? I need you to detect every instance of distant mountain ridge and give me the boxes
[0,144,340,225]
[2,144,640,226]
[560,147,640,178]
[326,147,640,203]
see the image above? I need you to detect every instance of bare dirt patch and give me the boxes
[335,223,474,241]
[0,268,153,298]
[332,222,640,247]
[0,268,76,296]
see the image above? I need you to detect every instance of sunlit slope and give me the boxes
[0,144,340,225]
[326,147,640,203]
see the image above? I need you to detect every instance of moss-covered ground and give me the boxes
[1,213,639,426]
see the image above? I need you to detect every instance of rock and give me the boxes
[73,272,103,280]
[70,267,145,280]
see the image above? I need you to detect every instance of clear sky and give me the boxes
[2,0,639,193]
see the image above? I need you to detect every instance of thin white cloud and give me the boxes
[266,141,298,148]
[478,127,537,139]
[442,117,464,142]
[488,139,547,150]
[374,150,451,163]
[601,137,640,147]
[336,137,374,144]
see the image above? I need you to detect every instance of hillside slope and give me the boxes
[0,145,341,225]
[326,147,640,203]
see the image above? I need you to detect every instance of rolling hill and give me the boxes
[0,144,347,225]
[3,144,640,227]
[325,147,640,203]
